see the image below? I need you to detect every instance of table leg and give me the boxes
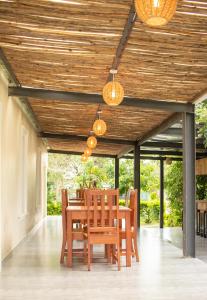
[67,211,73,267]
[126,211,131,267]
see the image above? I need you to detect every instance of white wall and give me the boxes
[0,70,47,262]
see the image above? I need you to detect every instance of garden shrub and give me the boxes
[140,200,160,224]
[47,200,61,215]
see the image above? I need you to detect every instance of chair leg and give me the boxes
[60,238,66,264]
[112,245,116,264]
[88,242,91,271]
[117,243,121,271]
[106,245,112,263]
[84,240,87,264]
[104,245,107,258]
[133,234,139,262]
[90,245,93,263]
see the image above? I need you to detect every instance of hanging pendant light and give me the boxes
[84,147,92,157]
[103,69,124,106]
[81,154,88,163]
[93,111,107,136]
[135,0,177,27]
[87,132,97,149]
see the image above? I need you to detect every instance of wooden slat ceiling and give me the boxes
[0,0,206,155]
[29,98,172,140]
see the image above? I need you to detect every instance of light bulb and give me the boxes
[87,136,97,149]
[84,147,92,156]
[81,154,88,163]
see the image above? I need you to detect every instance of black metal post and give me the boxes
[182,111,196,257]
[134,143,141,228]
[115,157,119,189]
[160,159,164,228]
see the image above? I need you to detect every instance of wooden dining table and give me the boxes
[66,205,132,267]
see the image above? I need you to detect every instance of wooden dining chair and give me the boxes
[84,189,121,271]
[60,189,84,264]
[120,189,139,262]
[76,188,85,199]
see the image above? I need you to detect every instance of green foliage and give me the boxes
[165,161,207,226]
[47,200,61,215]
[119,159,160,199]
[196,175,207,200]
[75,159,114,188]
[165,161,183,227]
[140,200,160,224]
[120,198,160,224]
[196,100,207,147]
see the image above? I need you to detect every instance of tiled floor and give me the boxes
[1,216,207,300]
[162,226,207,263]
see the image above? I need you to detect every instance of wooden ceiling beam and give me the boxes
[9,86,194,113]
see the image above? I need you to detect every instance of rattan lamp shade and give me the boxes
[135,0,177,27]
[87,136,97,149]
[103,81,124,106]
[84,147,92,157]
[93,119,107,136]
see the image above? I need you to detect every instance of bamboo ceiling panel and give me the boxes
[29,98,172,141]
[117,0,207,102]
[0,0,132,93]
[47,139,131,156]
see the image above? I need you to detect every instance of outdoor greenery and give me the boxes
[196,101,207,146]
[165,162,183,226]
[47,101,207,225]
[47,154,160,224]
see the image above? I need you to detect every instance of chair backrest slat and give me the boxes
[76,188,85,199]
[85,189,119,228]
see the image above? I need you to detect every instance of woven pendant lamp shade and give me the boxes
[93,119,107,136]
[103,81,124,106]
[87,136,97,149]
[81,154,88,162]
[135,0,177,27]
[84,147,92,157]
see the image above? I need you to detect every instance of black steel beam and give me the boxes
[123,155,183,161]
[160,159,164,229]
[182,112,195,258]
[138,113,182,145]
[9,87,194,113]
[117,146,134,158]
[0,48,20,85]
[134,143,141,228]
[0,48,41,132]
[48,149,116,158]
[141,150,183,156]
[41,132,206,153]
[108,4,136,81]
[40,132,135,146]
[115,157,119,189]
[142,141,205,150]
